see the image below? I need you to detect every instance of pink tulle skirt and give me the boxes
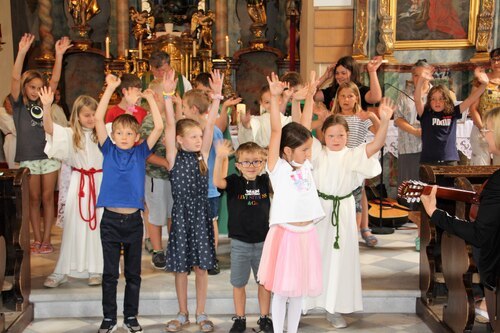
[257,223,322,297]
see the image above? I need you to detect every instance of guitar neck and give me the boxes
[421,185,477,203]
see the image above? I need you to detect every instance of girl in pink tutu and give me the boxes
[257,72,325,333]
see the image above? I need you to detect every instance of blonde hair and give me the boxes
[148,78,163,94]
[20,70,44,105]
[331,82,363,114]
[112,114,140,133]
[484,107,500,150]
[70,95,98,151]
[176,118,208,175]
[183,89,210,115]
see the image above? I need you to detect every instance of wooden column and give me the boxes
[116,0,129,59]
[38,0,54,60]
[215,0,228,58]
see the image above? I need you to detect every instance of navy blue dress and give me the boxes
[166,150,216,272]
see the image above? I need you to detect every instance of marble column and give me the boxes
[116,0,129,59]
[38,0,54,60]
[215,0,228,58]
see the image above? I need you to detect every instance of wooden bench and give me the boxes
[417,165,500,333]
[0,168,33,333]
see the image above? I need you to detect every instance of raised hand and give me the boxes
[38,86,54,107]
[105,74,121,90]
[162,70,178,95]
[222,96,243,108]
[306,70,319,96]
[292,85,308,101]
[267,72,287,96]
[18,33,35,54]
[141,88,155,100]
[55,36,73,56]
[215,139,234,158]
[240,111,252,129]
[282,86,293,102]
[366,56,383,72]
[474,67,489,85]
[420,67,434,82]
[378,97,396,122]
[209,69,224,95]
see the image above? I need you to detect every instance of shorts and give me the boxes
[352,186,362,213]
[144,176,173,226]
[20,158,61,175]
[230,239,264,288]
[207,196,221,221]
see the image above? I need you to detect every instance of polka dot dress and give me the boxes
[166,150,216,272]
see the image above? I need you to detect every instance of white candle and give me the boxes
[138,39,143,59]
[105,36,110,58]
[193,40,197,57]
[225,35,229,58]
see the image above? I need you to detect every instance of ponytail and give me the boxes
[197,152,208,176]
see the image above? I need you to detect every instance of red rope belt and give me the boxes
[72,167,102,231]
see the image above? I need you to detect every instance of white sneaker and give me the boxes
[327,312,347,329]
[43,273,68,288]
[88,274,102,286]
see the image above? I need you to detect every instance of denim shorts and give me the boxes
[230,239,264,288]
[352,186,362,213]
[207,196,221,221]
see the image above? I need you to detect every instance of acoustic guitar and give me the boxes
[367,198,410,228]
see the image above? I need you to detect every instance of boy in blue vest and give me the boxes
[95,74,164,333]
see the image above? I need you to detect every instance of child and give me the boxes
[95,74,164,333]
[415,67,489,165]
[332,81,380,247]
[139,79,171,270]
[213,140,273,333]
[257,72,325,333]
[302,91,395,328]
[0,97,17,169]
[163,70,223,333]
[9,33,72,254]
[104,73,148,124]
[39,88,104,288]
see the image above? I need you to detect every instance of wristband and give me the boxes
[163,94,171,100]
[162,90,175,97]
[211,93,224,100]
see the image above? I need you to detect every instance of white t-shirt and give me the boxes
[266,158,325,225]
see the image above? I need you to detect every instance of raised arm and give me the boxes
[95,74,121,145]
[49,37,72,92]
[200,69,224,158]
[213,139,233,190]
[459,67,489,113]
[39,86,55,135]
[367,112,380,134]
[414,68,433,117]
[143,89,164,149]
[218,96,242,132]
[267,72,286,171]
[314,63,335,102]
[162,70,179,171]
[290,84,308,123]
[364,56,383,105]
[300,71,318,130]
[11,34,35,100]
[365,97,396,158]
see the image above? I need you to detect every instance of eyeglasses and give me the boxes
[492,57,500,64]
[236,160,263,167]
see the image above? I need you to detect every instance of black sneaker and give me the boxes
[208,258,220,275]
[98,318,117,333]
[123,316,143,333]
[229,316,246,333]
[258,315,274,333]
[151,250,166,270]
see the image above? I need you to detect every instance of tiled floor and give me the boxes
[15,224,437,332]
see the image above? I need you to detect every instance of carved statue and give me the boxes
[68,0,100,27]
[247,0,267,25]
[129,6,155,40]
[191,9,215,49]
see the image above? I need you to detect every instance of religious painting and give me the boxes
[391,0,479,49]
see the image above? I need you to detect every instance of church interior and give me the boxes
[0,0,499,332]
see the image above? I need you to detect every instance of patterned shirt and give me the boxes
[140,114,169,179]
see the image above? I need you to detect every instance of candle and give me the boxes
[192,40,197,57]
[225,35,229,58]
[125,49,129,59]
[138,38,143,59]
[105,36,110,58]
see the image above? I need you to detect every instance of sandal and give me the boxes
[361,228,378,247]
[166,312,190,332]
[30,241,42,254]
[38,243,54,254]
[196,313,214,332]
[44,273,68,288]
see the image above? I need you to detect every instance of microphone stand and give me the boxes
[370,145,394,235]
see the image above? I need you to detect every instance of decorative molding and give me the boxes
[376,0,396,62]
[471,0,495,62]
[352,0,368,60]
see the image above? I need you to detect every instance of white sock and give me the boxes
[286,296,302,333]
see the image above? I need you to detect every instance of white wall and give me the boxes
[0,0,14,102]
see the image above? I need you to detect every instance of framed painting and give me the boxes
[390,0,480,49]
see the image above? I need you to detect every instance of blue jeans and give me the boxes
[100,209,143,319]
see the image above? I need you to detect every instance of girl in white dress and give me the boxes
[302,94,395,328]
[39,87,104,287]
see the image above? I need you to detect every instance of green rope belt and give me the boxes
[317,190,353,249]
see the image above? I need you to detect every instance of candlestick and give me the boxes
[138,38,143,59]
[125,49,129,59]
[225,35,229,58]
[105,36,110,58]
[193,40,197,57]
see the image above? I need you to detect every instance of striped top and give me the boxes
[341,114,373,148]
